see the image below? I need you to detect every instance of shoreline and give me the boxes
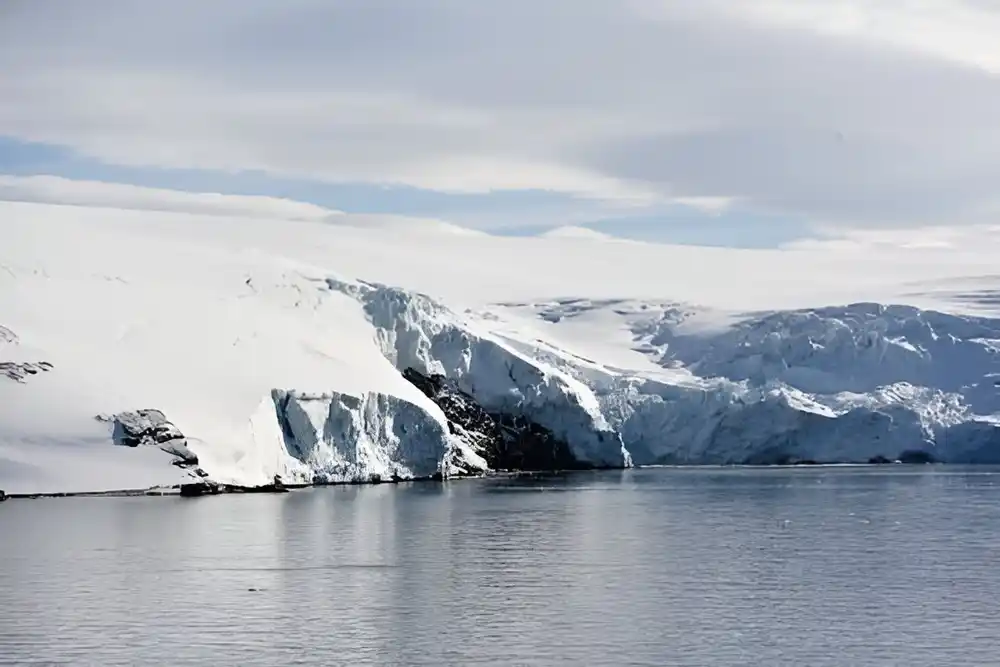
[0,461,956,501]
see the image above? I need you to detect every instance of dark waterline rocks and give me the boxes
[179,476,290,498]
[898,449,937,464]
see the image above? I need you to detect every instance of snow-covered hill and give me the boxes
[3,198,1000,494]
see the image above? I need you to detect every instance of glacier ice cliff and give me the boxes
[270,388,485,483]
[326,278,630,469]
[10,200,1000,495]
[515,298,1000,465]
[262,281,1000,479]
[6,277,1000,493]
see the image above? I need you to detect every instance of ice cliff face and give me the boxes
[8,203,1000,494]
[508,298,1000,465]
[268,282,1000,478]
[325,278,629,469]
[270,388,486,483]
[7,275,1000,492]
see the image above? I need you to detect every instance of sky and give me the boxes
[3,0,1000,246]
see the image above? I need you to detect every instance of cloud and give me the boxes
[0,175,338,220]
[3,0,1000,227]
[0,175,498,236]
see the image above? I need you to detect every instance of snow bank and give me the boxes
[3,197,1000,493]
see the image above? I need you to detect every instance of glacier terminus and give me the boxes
[2,199,1000,495]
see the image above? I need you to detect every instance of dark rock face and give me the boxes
[179,481,221,497]
[898,449,937,464]
[0,489,7,502]
[868,455,894,464]
[159,440,200,467]
[97,409,199,468]
[402,368,589,472]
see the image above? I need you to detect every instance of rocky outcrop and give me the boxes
[0,489,7,502]
[179,476,289,497]
[0,361,53,382]
[898,449,937,464]
[1,325,54,383]
[328,278,630,468]
[179,481,221,497]
[96,409,200,468]
[403,368,591,471]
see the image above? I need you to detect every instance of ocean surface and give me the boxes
[2,467,999,666]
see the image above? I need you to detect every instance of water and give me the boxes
[2,467,1000,666]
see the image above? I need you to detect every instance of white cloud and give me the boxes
[690,0,1000,73]
[3,0,1000,227]
[0,175,339,221]
[0,175,497,235]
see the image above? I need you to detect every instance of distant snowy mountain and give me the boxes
[2,197,1000,494]
[538,226,618,241]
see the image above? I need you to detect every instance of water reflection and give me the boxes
[2,468,1000,666]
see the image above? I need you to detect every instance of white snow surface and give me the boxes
[3,199,1000,493]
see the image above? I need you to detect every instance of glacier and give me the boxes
[2,197,1000,495]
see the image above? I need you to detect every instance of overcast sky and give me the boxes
[2,0,1000,244]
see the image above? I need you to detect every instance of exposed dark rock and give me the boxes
[182,480,291,497]
[402,368,589,472]
[250,475,289,493]
[868,455,894,464]
[111,409,180,447]
[742,450,820,466]
[0,326,52,383]
[179,481,221,497]
[221,484,289,494]
[898,449,937,464]
[160,440,199,466]
[0,489,6,502]
[1,361,54,383]
[102,409,199,468]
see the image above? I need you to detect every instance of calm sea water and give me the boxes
[2,467,1000,666]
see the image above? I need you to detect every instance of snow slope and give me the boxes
[3,197,1000,493]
